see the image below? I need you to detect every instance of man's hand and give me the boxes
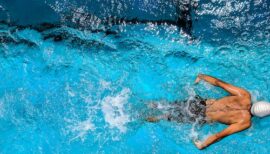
[193,140,204,150]
[195,74,204,84]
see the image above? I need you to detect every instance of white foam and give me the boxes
[99,80,111,90]
[184,84,196,97]
[189,125,199,140]
[101,88,131,133]
[69,119,95,141]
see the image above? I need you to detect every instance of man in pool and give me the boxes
[147,74,252,149]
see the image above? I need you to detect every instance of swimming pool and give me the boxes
[0,0,270,153]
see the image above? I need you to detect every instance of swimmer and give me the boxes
[147,74,270,149]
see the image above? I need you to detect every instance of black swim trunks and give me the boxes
[167,95,207,124]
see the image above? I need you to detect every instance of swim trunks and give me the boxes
[167,95,207,124]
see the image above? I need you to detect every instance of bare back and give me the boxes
[193,74,252,149]
[206,96,251,124]
[148,74,253,149]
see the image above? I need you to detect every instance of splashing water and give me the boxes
[0,0,270,153]
[102,88,131,133]
[67,118,95,141]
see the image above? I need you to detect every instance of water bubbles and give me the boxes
[216,45,232,56]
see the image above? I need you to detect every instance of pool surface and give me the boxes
[0,0,270,153]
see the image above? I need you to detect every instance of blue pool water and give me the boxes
[1,22,270,154]
[0,0,270,153]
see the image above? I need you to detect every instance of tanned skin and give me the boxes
[147,74,252,149]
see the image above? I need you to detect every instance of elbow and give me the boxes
[244,121,251,129]
[241,91,251,98]
[238,121,251,131]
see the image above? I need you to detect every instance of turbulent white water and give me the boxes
[102,88,131,133]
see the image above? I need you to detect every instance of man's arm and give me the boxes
[194,122,251,149]
[195,74,250,97]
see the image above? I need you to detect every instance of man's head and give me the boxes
[251,101,270,117]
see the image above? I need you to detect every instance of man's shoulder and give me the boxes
[241,95,251,105]
[234,93,251,104]
[240,90,251,99]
